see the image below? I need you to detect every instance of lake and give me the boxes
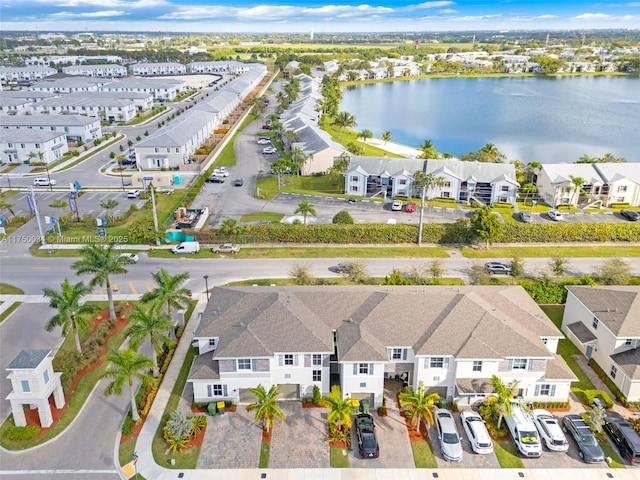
[340,76,640,163]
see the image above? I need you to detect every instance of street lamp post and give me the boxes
[45,163,53,192]
[203,275,210,301]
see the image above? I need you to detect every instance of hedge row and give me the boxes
[192,221,640,245]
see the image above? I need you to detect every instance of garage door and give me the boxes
[238,388,254,404]
[277,384,300,400]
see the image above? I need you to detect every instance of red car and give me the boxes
[262,124,272,130]
[406,202,417,213]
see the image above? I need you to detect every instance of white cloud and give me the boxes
[52,0,166,6]
[535,14,557,19]
[573,13,612,19]
[51,9,126,17]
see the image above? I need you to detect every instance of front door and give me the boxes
[586,345,593,359]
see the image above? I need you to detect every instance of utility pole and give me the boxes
[30,187,48,249]
[149,182,160,246]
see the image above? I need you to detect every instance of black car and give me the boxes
[562,414,605,463]
[234,178,244,187]
[354,414,379,458]
[484,261,513,275]
[206,176,224,183]
[620,210,640,221]
[603,414,640,464]
[335,262,356,274]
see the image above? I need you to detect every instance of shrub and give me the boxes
[531,400,570,409]
[5,425,39,441]
[581,389,614,409]
[190,415,207,435]
[332,210,354,224]
[164,410,193,442]
[312,385,322,405]
[587,359,629,406]
[122,411,134,436]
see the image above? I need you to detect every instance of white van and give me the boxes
[171,241,200,254]
[33,178,56,186]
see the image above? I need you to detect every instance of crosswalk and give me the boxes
[95,281,156,295]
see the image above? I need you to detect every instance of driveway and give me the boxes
[269,402,330,468]
[196,405,262,469]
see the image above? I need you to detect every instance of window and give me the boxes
[501,185,509,192]
[618,185,628,192]
[472,361,483,372]
[21,380,30,393]
[534,383,556,397]
[625,339,632,346]
[313,370,321,382]
[350,185,359,192]
[441,192,451,198]
[154,147,159,153]
[443,181,451,188]
[539,384,551,396]
[350,175,359,182]
[43,369,50,384]
[430,357,444,368]
[208,338,216,346]
[210,384,223,396]
[399,179,406,185]
[35,143,40,148]
[511,359,528,370]
[541,338,548,345]
[175,148,179,153]
[610,365,617,379]
[359,363,369,375]
[592,317,599,330]
[312,354,322,366]
[284,354,294,366]
[237,359,251,370]
[392,348,403,360]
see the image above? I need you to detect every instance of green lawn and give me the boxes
[0,283,24,294]
[411,441,438,468]
[239,212,285,223]
[256,174,344,200]
[493,440,525,468]
[329,447,350,467]
[601,442,626,468]
[462,245,640,258]
[0,302,21,323]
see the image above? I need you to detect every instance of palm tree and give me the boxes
[418,139,439,159]
[219,218,245,236]
[245,384,285,433]
[381,130,392,145]
[43,279,95,353]
[413,171,446,246]
[358,129,373,144]
[525,161,542,184]
[294,199,317,225]
[331,111,357,139]
[72,242,130,321]
[140,268,191,320]
[100,199,119,219]
[398,381,440,433]
[478,143,506,163]
[101,348,153,422]
[569,175,585,207]
[125,305,175,377]
[322,385,358,431]
[490,374,520,429]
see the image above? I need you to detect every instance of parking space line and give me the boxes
[144,282,155,292]
[128,282,137,294]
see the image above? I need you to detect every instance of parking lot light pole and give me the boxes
[204,275,210,301]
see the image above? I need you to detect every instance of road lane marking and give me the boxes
[144,281,154,292]
[128,281,137,294]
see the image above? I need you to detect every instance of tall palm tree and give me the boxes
[525,161,542,184]
[413,171,446,246]
[331,111,357,139]
[43,279,95,353]
[418,139,439,159]
[569,175,585,207]
[140,268,191,320]
[398,381,440,433]
[101,348,153,422]
[294,199,317,225]
[125,305,175,377]
[381,130,392,145]
[245,384,285,433]
[322,385,359,431]
[72,242,130,321]
[490,374,520,429]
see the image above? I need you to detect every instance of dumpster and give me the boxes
[352,399,360,414]
[217,401,226,415]
[361,399,370,414]
[207,402,217,416]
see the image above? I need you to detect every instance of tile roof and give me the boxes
[566,286,640,337]
[8,349,50,369]
[195,286,560,362]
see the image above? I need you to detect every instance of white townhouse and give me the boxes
[98,77,187,100]
[186,61,252,74]
[344,157,519,204]
[192,90,239,120]
[0,114,102,143]
[0,96,32,115]
[0,129,68,164]
[287,120,347,174]
[93,91,154,113]
[29,76,107,94]
[189,286,575,408]
[562,286,640,402]
[0,91,56,104]
[62,64,127,78]
[129,62,186,76]
[535,163,640,208]
[0,66,57,83]
[32,93,137,123]
[134,110,218,169]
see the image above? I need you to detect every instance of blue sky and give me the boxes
[2,0,639,33]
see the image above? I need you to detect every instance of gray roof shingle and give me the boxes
[566,286,640,337]
[8,349,50,369]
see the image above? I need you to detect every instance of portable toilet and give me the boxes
[173,175,182,185]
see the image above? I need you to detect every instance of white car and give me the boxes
[460,410,494,454]
[391,200,403,211]
[257,138,271,145]
[127,189,141,198]
[547,210,563,221]
[119,253,139,264]
[33,178,56,186]
[531,409,569,452]
[213,168,230,177]
[262,146,277,154]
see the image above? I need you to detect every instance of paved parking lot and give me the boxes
[269,402,330,468]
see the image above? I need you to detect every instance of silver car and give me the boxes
[435,408,463,462]
[460,410,494,454]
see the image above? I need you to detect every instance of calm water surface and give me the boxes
[340,76,640,163]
